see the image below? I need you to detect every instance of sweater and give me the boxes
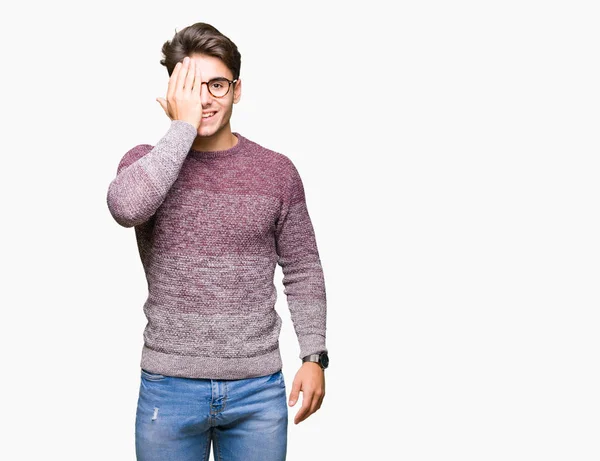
[106,120,327,379]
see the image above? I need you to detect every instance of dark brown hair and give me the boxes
[159,22,241,80]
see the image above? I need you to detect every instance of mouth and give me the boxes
[202,111,217,121]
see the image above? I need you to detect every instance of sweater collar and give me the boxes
[188,132,245,160]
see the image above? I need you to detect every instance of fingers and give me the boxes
[295,392,324,424]
[294,391,320,424]
[311,391,323,413]
[192,59,202,97]
[291,380,325,424]
[185,58,196,92]
[167,60,182,101]
[289,381,301,406]
[294,393,311,424]
[176,56,190,94]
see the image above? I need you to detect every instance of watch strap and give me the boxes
[302,351,328,370]
[302,354,322,363]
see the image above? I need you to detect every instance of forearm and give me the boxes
[277,196,328,358]
[107,120,197,227]
[280,250,328,358]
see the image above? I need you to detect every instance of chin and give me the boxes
[199,122,226,136]
[197,126,218,137]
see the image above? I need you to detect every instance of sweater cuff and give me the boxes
[298,334,327,360]
[171,119,198,137]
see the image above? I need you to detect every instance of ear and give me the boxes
[233,78,242,104]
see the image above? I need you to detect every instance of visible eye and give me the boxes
[210,81,225,89]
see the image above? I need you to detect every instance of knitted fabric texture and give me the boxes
[107,120,327,379]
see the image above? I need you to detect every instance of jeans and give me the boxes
[135,368,288,461]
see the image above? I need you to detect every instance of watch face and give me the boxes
[320,352,329,368]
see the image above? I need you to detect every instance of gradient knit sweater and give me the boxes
[106,120,327,380]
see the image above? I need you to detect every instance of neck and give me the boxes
[191,124,238,152]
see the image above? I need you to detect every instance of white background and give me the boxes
[1,0,599,459]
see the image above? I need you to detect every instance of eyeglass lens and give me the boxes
[207,78,231,97]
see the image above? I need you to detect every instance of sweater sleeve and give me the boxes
[275,160,328,360]
[106,120,198,228]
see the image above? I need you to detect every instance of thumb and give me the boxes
[289,381,301,406]
[156,97,171,118]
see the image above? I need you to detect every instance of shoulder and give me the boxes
[238,135,304,203]
[116,144,153,174]
[239,134,299,176]
[234,134,307,205]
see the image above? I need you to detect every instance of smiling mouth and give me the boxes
[202,112,216,120]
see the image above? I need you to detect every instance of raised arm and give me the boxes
[275,160,328,360]
[106,120,197,227]
[107,56,204,228]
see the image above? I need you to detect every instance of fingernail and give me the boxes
[289,400,295,405]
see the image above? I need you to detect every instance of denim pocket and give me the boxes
[141,368,167,381]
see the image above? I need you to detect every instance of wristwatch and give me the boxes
[302,351,329,370]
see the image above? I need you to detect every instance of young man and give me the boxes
[106,22,329,461]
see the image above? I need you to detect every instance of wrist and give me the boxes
[301,351,329,370]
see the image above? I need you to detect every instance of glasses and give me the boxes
[198,77,238,98]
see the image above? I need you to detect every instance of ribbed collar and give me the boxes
[188,132,245,160]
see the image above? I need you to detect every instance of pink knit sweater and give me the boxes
[106,120,327,379]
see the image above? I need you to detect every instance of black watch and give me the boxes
[302,351,329,370]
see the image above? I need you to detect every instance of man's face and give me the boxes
[189,53,241,138]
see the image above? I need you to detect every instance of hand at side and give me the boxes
[288,362,326,425]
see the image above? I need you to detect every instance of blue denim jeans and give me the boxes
[135,368,288,461]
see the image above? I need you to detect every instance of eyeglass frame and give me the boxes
[196,77,239,98]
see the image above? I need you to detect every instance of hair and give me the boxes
[159,22,241,80]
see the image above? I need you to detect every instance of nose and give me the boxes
[199,82,213,105]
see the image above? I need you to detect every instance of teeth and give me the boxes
[202,112,216,118]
